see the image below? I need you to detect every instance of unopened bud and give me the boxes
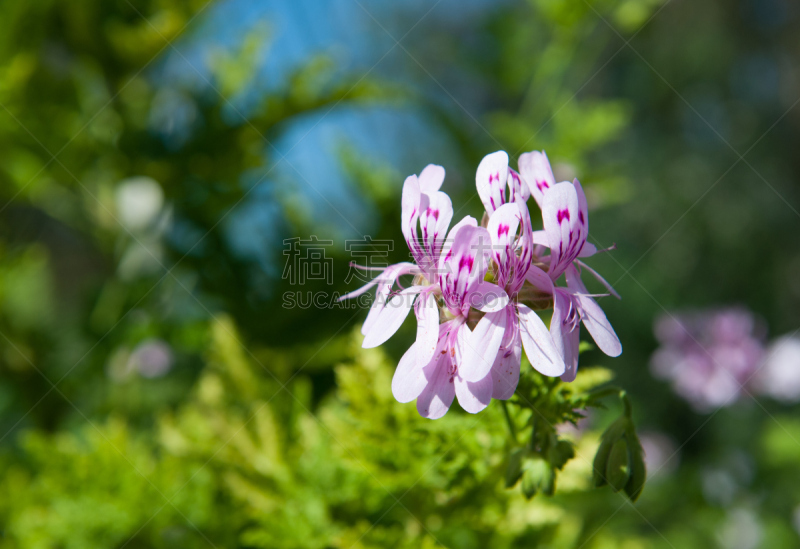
[624,433,646,501]
[593,417,628,488]
[606,437,631,491]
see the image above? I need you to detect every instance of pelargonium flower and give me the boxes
[518,149,556,208]
[339,165,452,354]
[523,176,622,381]
[345,151,624,420]
[475,150,531,216]
[391,218,509,419]
[484,200,566,398]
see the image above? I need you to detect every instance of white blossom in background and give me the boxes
[793,505,800,537]
[129,339,173,378]
[717,507,762,549]
[115,176,164,232]
[106,339,174,381]
[752,335,800,403]
[114,176,170,280]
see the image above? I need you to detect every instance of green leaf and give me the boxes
[540,463,556,496]
[521,467,539,500]
[548,438,575,470]
[505,448,528,488]
[578,341,595,354]
[520,455,551,500]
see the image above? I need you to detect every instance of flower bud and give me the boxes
[592,417,628,488]
[624,433,646,501]
[606,437,631,491]
[592,413,647,500]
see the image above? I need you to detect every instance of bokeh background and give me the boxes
[1,0,799,547]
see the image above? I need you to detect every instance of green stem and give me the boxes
[620,390,632,418]
[501,401,517,443]
[589,385,632,418]
[528,417,538,451]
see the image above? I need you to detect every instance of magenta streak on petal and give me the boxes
[557,209,570,224]
[508,171,521,201]
[432,209,440,220]
[497,224,510,238]
[579,210,585,225]
[537,180,549,192]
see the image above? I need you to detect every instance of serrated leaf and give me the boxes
[548,438,575,470]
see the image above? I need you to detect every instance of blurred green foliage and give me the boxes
[1,0,799,547]
[0,318,634,548]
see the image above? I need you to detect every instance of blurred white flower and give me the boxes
[115,176,164,232]
[702,468,738,507]
[105,339,173,381]
[717,507,762,549]
[753,335,800,403]
[129,339,173,378]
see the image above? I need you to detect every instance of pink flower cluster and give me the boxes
[651,307,800,410]
[343,151,622,419]
[650,308,766,411]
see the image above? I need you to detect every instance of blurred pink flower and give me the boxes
[650,308,766,411]
[130,339,173,378]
